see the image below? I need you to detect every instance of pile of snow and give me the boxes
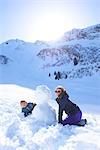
[0,85,100,150]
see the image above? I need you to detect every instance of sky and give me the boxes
[0,0,100,43]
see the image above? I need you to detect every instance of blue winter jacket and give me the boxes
[56,91,81,123]
[22,102,36,117]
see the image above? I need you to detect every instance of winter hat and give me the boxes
[55,85,65,92]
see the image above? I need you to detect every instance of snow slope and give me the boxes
[0,24,100,150]
[0,85,100,150]
[37,24,100,79]
[0,24,100,89]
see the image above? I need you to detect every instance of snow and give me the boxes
[0,24,100,149]
[0,24,100,88]
[0,84,100,150]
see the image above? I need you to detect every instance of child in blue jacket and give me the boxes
[20,100,37,117]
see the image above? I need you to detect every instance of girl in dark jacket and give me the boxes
[55,86,82,126]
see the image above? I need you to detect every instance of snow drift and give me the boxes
[0,85,100,150]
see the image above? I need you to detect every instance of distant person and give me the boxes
[55,86,82,126]
[49,73,51,77]
[57,71,61,80]
[65,74,68,79]
[74,57,78,66]
[54,71,57,75]
[55,75,58,80]
[20,100,37,117]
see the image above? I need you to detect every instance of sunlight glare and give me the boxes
[34,14,70,41]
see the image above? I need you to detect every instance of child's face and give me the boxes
[20,102,27,108]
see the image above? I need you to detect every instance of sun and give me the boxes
[34,14,69,41]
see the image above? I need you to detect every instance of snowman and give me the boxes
[32,85,56,126]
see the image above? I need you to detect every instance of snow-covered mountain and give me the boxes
[0,24,100,88]
[0,38,48,88]
[37,24,100,78]
[0,24,100,87]
[63,24,100,41]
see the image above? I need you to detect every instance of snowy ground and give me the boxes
[0,25,100,150]
[0,84,100,150]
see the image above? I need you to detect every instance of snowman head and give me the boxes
[35,85,51,105]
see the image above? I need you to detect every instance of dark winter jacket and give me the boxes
[56,91,81,123]
[22,102,37,117]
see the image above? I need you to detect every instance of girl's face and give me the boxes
[55,88,62,97]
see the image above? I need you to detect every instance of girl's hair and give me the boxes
[55,86,65,92]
